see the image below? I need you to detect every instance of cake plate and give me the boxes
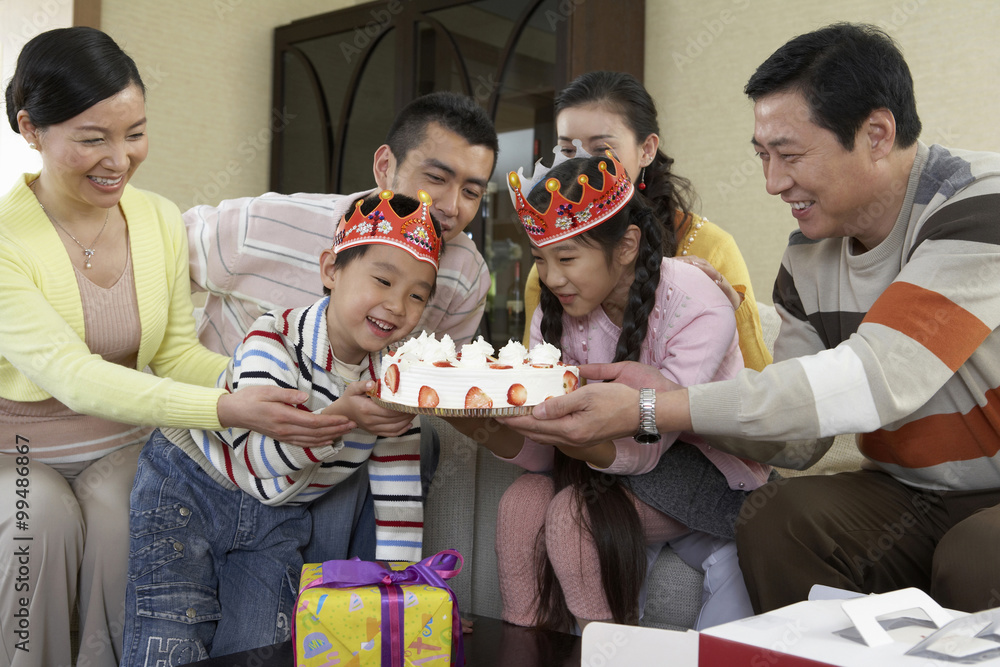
[371,396,533,418]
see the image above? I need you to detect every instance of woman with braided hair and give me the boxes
[444,151,771,633]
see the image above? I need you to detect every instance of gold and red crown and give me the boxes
[507,150,634,247]
[334,189,441,269]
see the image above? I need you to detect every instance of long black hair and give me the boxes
[6,26,145,133]
[556,70,692,249]
[530,155,665,629]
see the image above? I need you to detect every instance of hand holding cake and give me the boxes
[324,379,417,437]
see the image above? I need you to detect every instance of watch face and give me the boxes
[634,431,661,444]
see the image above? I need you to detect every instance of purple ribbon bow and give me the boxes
[296,550,465,666]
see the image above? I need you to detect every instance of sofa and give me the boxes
[421,303,865,629]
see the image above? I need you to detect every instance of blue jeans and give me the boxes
[304,462,375,564]
[122,431,313,665]
[304,417,440,563]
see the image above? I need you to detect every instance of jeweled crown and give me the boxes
[334,189,442,269]
[507,150,634,247]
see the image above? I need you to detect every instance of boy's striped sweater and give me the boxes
[163,296,422,561]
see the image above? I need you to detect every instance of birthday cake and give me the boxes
[377,333,579,410]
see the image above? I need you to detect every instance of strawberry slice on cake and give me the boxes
[465,387,493,409]
[507,384,527,406]
[418,386,440,408]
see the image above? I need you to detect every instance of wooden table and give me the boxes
[189,614,581,666]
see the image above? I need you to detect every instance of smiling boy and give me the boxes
[122,191,443,661]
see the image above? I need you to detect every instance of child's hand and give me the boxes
[461,617,474,634]
[324,381,416,437]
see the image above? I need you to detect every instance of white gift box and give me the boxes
[582,623,699,666]
[698,588,1000,666]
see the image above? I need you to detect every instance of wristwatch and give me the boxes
[634,388,661,444]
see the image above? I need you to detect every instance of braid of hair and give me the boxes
[641,150,688,258]
[539,281,565,348]
[613,206,664,363]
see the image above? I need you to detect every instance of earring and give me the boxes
[28,142,36,150]
[638,166,646,191]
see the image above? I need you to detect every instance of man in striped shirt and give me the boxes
[186,92,495,356]
[184,92,497,564]
[502,24,1000,614]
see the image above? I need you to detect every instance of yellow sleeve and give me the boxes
[682,218,773,371]
[142,191,231,388]
[0,184,227,428]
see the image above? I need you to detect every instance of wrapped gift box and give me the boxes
[294,550,464,667]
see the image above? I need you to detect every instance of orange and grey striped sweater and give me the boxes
[689,142,1000,491]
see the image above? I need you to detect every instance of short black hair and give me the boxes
[744,23,921,150]
[324,192,444,297]
[384,92,499,172]
[6,26,144,133]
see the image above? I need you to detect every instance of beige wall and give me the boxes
[99,0,1000,300]
[0,0,74,192]
[646,0,1000,302]
[100,0,367,209]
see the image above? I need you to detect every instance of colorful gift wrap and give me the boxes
[293,550,464,667]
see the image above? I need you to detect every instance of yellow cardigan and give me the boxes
[0,174,228,429]
[522,211,772,372]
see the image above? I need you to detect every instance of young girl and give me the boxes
[491,152,771,632]
[522,70,772,373]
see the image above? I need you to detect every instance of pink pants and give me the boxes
[496,473,689,624]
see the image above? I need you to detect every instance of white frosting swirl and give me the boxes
[424,333,456,364]
[527,341,562,365]
[394,330,431,360]
[393,330,459,368]
[497,340,528,366]
[460,335,495,368]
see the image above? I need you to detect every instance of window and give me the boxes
[272,0,644,345]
